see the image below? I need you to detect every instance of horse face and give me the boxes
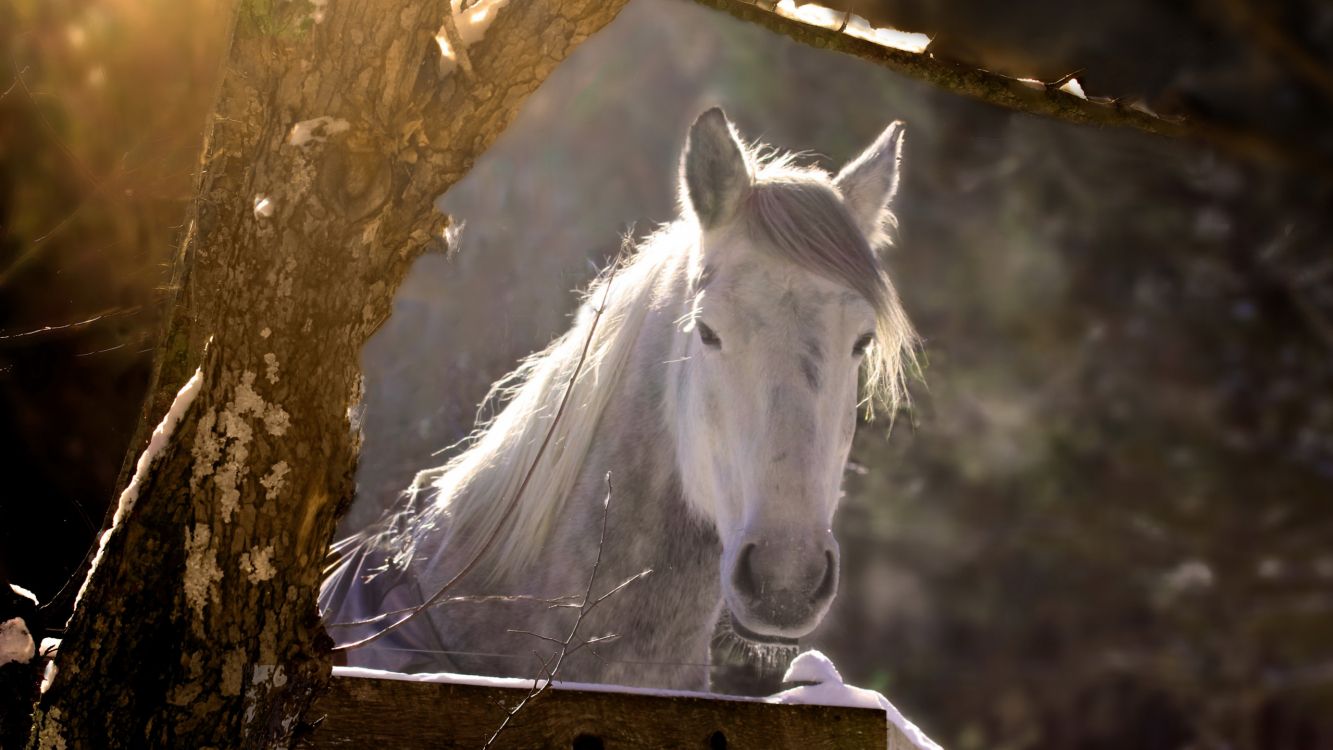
[681,254,873,639]
[673,109,906,642]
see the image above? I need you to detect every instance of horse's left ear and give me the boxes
[682,107,752,229]
[834,121,906,244]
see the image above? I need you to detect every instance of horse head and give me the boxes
[671,108,916,643]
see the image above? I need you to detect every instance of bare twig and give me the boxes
[0,307,141,345]
[484,473,652,748]
[326,593,584,628]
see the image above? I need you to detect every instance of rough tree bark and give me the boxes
[26,1,631,747]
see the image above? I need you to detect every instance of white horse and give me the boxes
[321,108,918,690]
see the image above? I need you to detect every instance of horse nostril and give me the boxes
[732,543,759,599]
[814,549,837,601]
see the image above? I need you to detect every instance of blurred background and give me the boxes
[4,0,1333,747]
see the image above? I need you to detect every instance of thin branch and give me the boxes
[0,307,141,345]
[484,474,652,748]
[504,629,566,648]
[325,593,582,628]
[590,568,652,607]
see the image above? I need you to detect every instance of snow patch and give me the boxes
[38,638,60,694]
[1059,77,1087,99]
[0,617,35,666]
[11,583,37,605]
[434,0,510,75]
[263,352,280,384]
[260,326,272,339]
[253,194,275,220]
[76,366,203,609]
[41,659,57,694]
[775,1,930,53]
[774,650,943,750]
[183,522,223,629]
[334,666,741,701]
[240,545,277,583]
[287,116,349,147]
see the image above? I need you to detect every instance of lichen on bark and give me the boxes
[27,1,635,747]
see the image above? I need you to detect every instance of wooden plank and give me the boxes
[304,675,893,749]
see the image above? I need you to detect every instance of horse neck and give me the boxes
[584,249,713,563]
[532,251,722,659]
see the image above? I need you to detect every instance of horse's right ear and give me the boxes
[682,108,752,229]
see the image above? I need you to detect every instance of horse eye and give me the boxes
[853,333,874,356]
[697,322,722,349]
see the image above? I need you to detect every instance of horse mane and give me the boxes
[409,141,919,579]
[406,223,686,579]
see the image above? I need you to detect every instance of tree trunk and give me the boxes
[27,1,630,747]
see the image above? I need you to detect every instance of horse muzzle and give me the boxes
[723,531,840,639]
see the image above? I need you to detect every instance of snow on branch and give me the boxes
[694,0,1330,175]
[73,364,204,610]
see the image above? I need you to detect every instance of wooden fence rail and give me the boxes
[303,673,902,749]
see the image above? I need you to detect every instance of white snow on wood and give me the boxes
[338,655,943,749]
[287,116,350,147]
[253,194,275,220]
[10,583,37,605]
[782,646,843,684]
[1059,77,1087,99]
[41,659,57,694]
[0,617,35,666]
[774,1,931,53]
[38,637,60,694]
[842,15,931,53]
[74,365,204,610]
[775,650,943,750]
[434,0,510,75]
[774,0,842,29]
[333,665,760,702]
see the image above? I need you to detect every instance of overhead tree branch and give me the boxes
[691,0,1333,176]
